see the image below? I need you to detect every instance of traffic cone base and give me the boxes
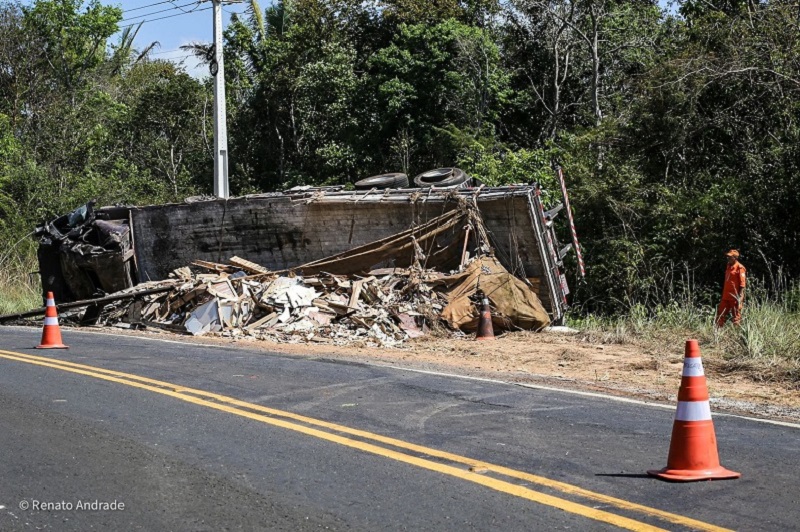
[648,465,741,482]
[475,312,496,341]
[475,296,495,341]
[648,340,738,482]
[36,293,68,349]
[648,420,741,481]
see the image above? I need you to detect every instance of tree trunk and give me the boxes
[590,7,602,126]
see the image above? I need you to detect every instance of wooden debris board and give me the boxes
[229,256,270,274]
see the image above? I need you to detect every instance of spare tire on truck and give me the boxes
[413,167,469,188]
[354,173,409,190]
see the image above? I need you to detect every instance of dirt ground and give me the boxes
[80,325,800,424]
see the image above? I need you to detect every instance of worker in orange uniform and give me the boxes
[716,249,746,326]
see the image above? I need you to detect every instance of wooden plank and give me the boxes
[0,285,176,322]
[245,312,279,331]
[349,280,364,309]
[229,256,270,274]
[192,260,234,272]
[138,319,187,333]
[313,298,351,315]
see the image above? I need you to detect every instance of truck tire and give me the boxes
[413,167,469,188]
[354,173,409,190]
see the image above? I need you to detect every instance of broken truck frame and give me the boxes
[29,184,578,325]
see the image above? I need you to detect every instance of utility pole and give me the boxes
[212,0,229,199]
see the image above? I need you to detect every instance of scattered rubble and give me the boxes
[90,263,438,346]
[53,252,549,347]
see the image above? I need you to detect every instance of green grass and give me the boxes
[569,280,800,386]
[0,251,41,315]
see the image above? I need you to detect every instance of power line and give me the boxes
[222,4,247,14]
[124,0,244,13]
[120,5,212,27]
[163,54,195,61]
[146,47,187,55]
[167,0,202,13]
[120,1,199,23]
[129,48,199,60]
[123,0,189,13]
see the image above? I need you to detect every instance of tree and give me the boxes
[107,22,160,76]
[116,62,212,200]
[22,0,121,95]
[219,0,364,189]
[505,0,660,134]
[366,19,510,172]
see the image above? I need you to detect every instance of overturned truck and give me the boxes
[35,185,578,331]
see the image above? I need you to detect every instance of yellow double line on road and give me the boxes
[0,348,729,531]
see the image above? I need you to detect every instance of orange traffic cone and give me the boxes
[36,292,68,349]
[475,293,495,341]
[647,339,739,482]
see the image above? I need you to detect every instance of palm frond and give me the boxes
[180,42,214,64]
[248,0,266,44]
[135,40,161,63]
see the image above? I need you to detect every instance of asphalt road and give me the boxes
[0,326,798,531]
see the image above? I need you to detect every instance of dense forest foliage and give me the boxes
[1,0,799,313]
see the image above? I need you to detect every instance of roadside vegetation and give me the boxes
[1,0,799,380]
[0,247,40,315]
[571,277,800,386]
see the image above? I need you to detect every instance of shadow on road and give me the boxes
[595,473,653,479]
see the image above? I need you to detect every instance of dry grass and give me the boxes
[570,281,800,387]
[0,251,40,315]
[558,348,586,362]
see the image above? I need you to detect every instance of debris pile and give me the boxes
[92,258,453,346]
[83,252,550,346]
